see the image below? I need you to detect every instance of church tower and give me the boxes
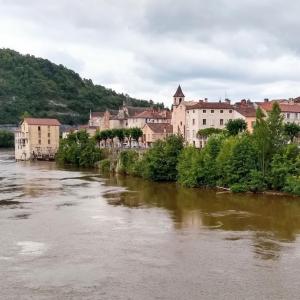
[173,85,185,106]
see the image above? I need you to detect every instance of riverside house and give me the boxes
[142,123,173,147]
[15,118,61,161]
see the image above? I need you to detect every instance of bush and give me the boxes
[142,135,184,181]
[283,176,300,196]
[118,150,140,175]
[230,183,249,193]
[177,146,203,187]
[0,130,14,147]
[99,159,111,173]
[56,130,103,167]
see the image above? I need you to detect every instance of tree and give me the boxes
[114,128,125,147]
[142,135,184,181]
[284,123,300,142]
[226,119,247,135]
[0,130,14,147]
[253,107,269,177]
[197,128,224,138]
[130,127,143,147]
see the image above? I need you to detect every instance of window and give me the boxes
[251,121,255,128]
[48,126,50,131]
[38,139,41,145]
[220,110,223,113]
[180,121,182,126]
[287,113,290,119]
[296,113,298,119]
[192,119,195,125]
[203,110,206,113]
[229,110,232,113]
[38,126,41,131]
[211,110,214,113]
[220,119,224,125]
[192,130,195,138]
[48,133,50,137]
[48,139,50,145]
[193,110,195,113]
[203,119,206,125]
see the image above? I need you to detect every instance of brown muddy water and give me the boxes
[1,149,300,299]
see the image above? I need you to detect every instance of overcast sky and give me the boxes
[1,0,300,107]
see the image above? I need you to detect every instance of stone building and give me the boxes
[15,118,61,161]
[142,123,173,147]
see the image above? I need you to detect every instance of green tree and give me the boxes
[0,130,14,147]
[226,119,247,135]
[142,135,184,181]
[130,127,143,147]
[197,128,224,138]
[284,123,300,142]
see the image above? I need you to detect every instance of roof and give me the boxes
[91,111,105,118]
[234,101,257,117]
[258,102,300,113]
[126,106,152,117]
[23,118,61,126]
[186,101,233,110]
[144,123,173,134]
[173,85,185,98]
[133,110,171,119]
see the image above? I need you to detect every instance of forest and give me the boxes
[0,49,162,125]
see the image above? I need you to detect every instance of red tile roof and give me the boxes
[187,101,233,110]
[234,101,257,117]
[133,110,171,119]
[145,123,173,134]
[173,85,185,97]
[258,102,300,113]
[24,118,61,126]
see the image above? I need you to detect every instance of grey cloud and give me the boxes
[1,0,300,104]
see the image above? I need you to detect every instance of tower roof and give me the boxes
[173,85,185,98]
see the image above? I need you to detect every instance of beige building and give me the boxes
[15,118,61,161]
[171,85,197,138]
[186,101,234,148]
[234,100,257,133]
[142,123,173,147]
[257,100,300,125]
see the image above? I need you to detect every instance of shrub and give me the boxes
[142,135,184,181]
[118,150,140,175]
[230,183,249,193]
[283,176,300,196]
[99,159,111,173]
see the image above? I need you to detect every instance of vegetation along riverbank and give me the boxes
[56,102,300,196]
[0,130,14,148]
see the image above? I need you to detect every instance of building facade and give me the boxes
[185,101,234,147]
[15,118,61,161]
[142,123,173,147]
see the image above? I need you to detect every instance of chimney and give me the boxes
[264,98,269,103]
[199,99,204,103]
[225,98,231,104]
[204,98,208,102]
[241,99,246,104]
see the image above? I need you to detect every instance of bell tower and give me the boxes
[173,85,185,106]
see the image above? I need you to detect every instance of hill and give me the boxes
[0,49,162,124]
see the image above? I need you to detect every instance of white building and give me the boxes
[185,100,234,147]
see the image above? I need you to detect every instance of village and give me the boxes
[14,85,300,161]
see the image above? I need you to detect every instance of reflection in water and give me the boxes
[2,149,300,299]
[103,174,300,260]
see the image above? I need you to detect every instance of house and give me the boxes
[171,85,197,138]
[234,99,257,132]
[127,109,171,128]
[89,111,105,127]
[15,118,61,161]
[257,99,300,125]
[142,123,173,147]
[185,100,234,148]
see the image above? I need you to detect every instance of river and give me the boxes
[1,149,300,299]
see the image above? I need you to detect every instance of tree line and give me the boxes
[56,102,300,196]
[0,130,14,148]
